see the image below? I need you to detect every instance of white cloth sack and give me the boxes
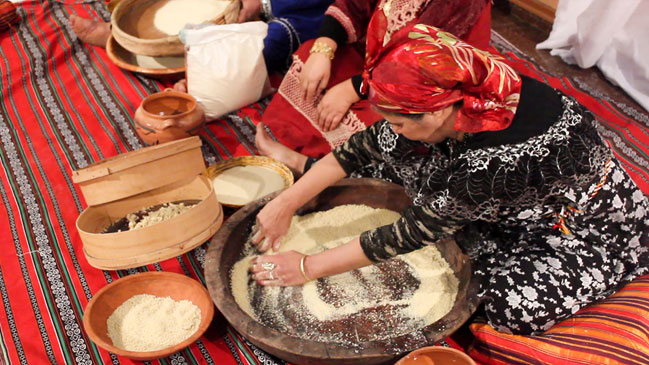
[536,0,649,113]
[181,21,269,119]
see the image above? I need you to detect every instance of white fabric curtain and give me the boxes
[537,0,649,112]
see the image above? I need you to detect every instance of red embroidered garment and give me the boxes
[261,0,491,158]
[367,24,522,133]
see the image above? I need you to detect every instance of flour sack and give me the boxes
[181,22,269,119]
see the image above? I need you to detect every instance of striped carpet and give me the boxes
[1,1,648,365]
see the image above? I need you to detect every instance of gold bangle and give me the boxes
[299,255,313,282]
[309,41,335,60]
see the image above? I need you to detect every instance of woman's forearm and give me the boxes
[276,153,347,211]
[304,237,373,280]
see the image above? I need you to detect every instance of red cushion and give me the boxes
[470,275,649,365]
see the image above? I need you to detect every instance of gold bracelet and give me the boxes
[299,255,313,282]
[309,41,335,60]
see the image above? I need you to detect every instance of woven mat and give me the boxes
[2,1,648,364]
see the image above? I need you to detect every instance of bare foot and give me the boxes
[255,123,308,176]
[69,15,111,48]
[173,79,187,93]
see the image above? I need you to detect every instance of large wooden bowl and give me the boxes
[205,178,481,365]
[111,0,240,56]
[106,34,185,81]
[83,272,215,361]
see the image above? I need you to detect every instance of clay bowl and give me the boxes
[134,89,205,145]
[111,0,239,56]
[395,346,476,365]
[106,34,185,81]
[205,178,481,365]
[83,272,215,361]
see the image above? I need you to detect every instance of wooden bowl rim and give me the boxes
[82,271,215,361]
[110,0,239,45]
[106,34,186,75]
[205,156,295,208]
[206,178,482,363]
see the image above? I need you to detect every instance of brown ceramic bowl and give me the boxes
[106,35,185,82]
[83,272,215,361]
[395,346,476,365]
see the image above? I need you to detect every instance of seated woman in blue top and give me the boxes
[69,0,333,75]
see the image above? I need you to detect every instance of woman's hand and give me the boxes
[250,251,309,286]
[250,195,296,252]
[316,79,361,131]
[300,37,337,101]
[301,53,332,101]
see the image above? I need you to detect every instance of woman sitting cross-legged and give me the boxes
[259,0,491,159]
[249,24,649,335]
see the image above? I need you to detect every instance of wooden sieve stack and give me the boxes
[71,136,223,270]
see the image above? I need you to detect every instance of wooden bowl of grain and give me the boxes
[83,272,214,361]
[205,178,481,365]
[111,0,240,56]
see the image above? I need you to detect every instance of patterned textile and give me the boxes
[469,275,649,365]
[332,81,649,334]
[366,24,521,133]
[0,1,283,364]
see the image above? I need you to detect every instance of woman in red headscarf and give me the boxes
[249,25,649,335]
[258,0,491,161]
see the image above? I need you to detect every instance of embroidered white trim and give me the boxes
[325,6,358,44]
[277,57,366,149]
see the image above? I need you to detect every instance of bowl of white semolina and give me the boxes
[204,178,482,365]
[110,0,239,57]
[206,156,294,208]
[82,272,214,361]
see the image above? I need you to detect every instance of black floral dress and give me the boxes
[331,76,649,335]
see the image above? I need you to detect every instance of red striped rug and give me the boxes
[1,1,647,365]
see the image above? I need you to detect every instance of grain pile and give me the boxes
[102,201,197,233]
[106,294,201,352]
[230,205,459,349]
[153,0,231,36]
[126,202,194,230]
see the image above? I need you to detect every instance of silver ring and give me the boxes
[268,271,275,280]
[261,262,276,271]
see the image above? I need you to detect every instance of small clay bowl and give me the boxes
[134,89,205,145]
[396,346,476,365]
[83,272,214,361]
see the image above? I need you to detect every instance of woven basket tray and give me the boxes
[205,156,294,208]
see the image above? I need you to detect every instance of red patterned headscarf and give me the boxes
[364,24,522,133]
